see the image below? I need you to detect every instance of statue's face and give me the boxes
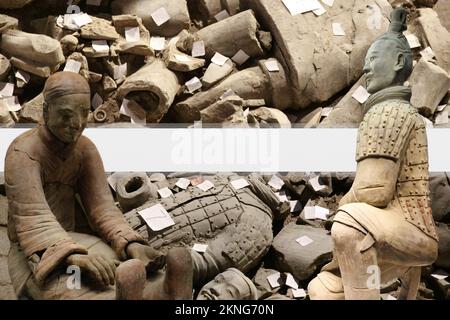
[197,271,249,300]
[44,94,90,144]
[363,40,403,94]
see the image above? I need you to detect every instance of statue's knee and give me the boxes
[331,222,357,247]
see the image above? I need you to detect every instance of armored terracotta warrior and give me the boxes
[5,71,193,300]
[308,7,438,300]
[119,173,289,288]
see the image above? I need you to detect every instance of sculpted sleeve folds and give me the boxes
[5,148,88,285]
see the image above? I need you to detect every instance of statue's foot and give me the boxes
[164,247,194,300]
[115,259,146,300]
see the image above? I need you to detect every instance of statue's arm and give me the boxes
[340,157,399,208]
[76,137,146,260]
[5,148,87,286]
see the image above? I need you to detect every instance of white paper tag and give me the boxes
[91,93,103,109]
[437,104,447,112]
[87,0,102,5]
[292,288,307,299]
[421,115,434,128]
[332,22,346,36]
[4,96,21,112]
[175,54,191,62]
[267,272,282,289]
[120,98,146,124]
[158,187,173,199]
[435,110,449,125]
[176,178,191,189]
[405,34,421,49]
[313,3,326,16]
[275,191,289,202]
[0,82,14,97]
[268,175,284,190]
[64,59,82,73]
[197,180,215,192]
[73,13,93,27]
[265,59,279,72]
[383,294,397,300]
[309,175,326,192]
[282,0,322,15]
[431,272,449,280]
[290,200,301,213]
[192,243,208,253]
[321,107,333,117]
[138,204,175,231]
[243,108,249,117]
[113,63,127,80]
[296,235,314,247]
[285,273,298,290]
[192,40,206,58]
[150,36,166,51]
[304,206,316,220]
[315,205,329,220]
[185,77,202,93]
[420,46,435,61]
[214,10,230,21]
[231,49,250,65]
[92,40,109,53]
[211,52,229,66]
[125,27,141,42]
[231,178,250,190]
[15,70,30,84]
[321,0,334,6]
[151,7,170,26]
[352,86,371,104]
[220,89,236,100]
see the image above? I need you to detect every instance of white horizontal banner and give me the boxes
[0,128,449,172]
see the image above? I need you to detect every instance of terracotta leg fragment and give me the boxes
[116,259,146,300]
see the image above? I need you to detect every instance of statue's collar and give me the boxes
[38,125,77,160]
[364,86,412,114]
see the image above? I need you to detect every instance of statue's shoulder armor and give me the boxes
[356,100,418,162]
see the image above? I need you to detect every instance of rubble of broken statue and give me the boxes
[0,0,448,128]
[0,170,449,299]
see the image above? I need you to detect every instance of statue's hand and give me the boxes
[66,254,118,287]
[126,242,166,273]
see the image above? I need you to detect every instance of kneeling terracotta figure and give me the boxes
[5,71,193,300]
[308,7,438,300]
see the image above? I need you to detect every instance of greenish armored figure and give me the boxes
[308,7,438,300]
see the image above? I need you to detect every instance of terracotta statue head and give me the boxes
[43,71,91,144]
[364,7,413,94]
[197,268,258,300]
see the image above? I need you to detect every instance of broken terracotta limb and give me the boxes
[0,54,11,82]
[9,57,53,78]
[88,71,102,84]
[80,16,120,41]
[1,29,65,68]
[111,0,191,37]
[409,58,450,116]
[0,14,18,33]
[0,100,15,127]
[102,75,117,93]
[19,93,44,123]
[0,0,33,8]
[249,107,291,128]
[117,59,180,123]
[200,95,246,124]
[247,0,390,109]
[67,52,90,81]
[116,173,155,212]
[202,59,235,89]
[163,43,205,72]
[173,60,290,123]
[196,10,267,59]
[417,8,450,72]
[258,58,293,111]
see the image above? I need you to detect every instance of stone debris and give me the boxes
[0,1,445,127]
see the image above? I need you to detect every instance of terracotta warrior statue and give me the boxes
[120,172,289,288]
[5,71,193,300]
[308,7,438,300]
